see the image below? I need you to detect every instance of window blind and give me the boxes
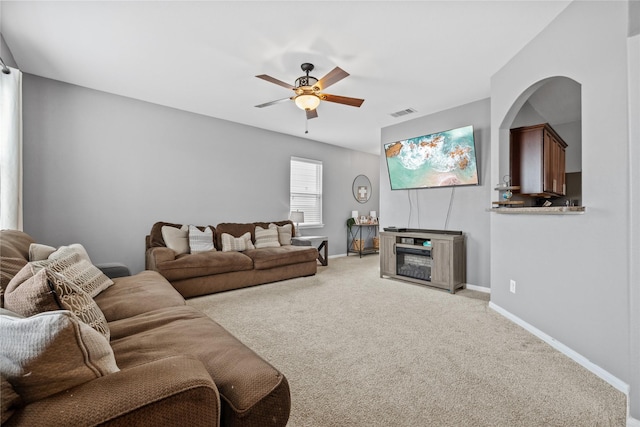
[290,157,322,226]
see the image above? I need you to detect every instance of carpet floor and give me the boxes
[187,254,626,426]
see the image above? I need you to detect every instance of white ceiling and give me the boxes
[0,1,571,155]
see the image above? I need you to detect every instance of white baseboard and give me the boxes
[628,416,640,427]
[489,302,629,395]
[465,283,490,293]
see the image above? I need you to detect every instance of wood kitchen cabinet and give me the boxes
[510,123,567,197]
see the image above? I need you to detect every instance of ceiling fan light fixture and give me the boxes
[295,94,320,111]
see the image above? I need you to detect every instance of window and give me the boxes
[290,157,323,227]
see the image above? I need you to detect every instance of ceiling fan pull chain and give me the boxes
[305,117,309,134]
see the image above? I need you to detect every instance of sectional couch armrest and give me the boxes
[5,355,220,427]
[96,262,131,278]
[146,247,176,271]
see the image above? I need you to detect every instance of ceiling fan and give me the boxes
[255,63,364,121]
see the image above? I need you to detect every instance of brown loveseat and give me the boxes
[146,220,318,298]
[1,229,290,426]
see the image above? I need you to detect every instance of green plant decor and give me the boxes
[346,217,356,231]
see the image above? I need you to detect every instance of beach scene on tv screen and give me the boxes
[385,125,478,189]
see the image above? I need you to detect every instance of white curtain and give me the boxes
[0,66,23,230]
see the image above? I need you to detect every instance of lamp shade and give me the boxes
[290,211,304,224]
[294,94,320,111]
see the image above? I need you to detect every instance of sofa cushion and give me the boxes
[162,224,190,255]
[5,264,111,340]
[0,308,119,404]
[1,230,34,306]
[0,230,33,260]
[188,225,215,253]
[221,232,255,252]
[254,224,280,249]
[245,245,318,270]
[1,257,28,308]
[94,270,186,322]
[1,374,21,424]
[215,223,256,249]
[109,305,289,422]
[155,251,254,282]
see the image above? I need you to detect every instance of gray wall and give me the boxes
[22,75,379,273]
[380,98,491,289]
[1,33,18,68]
[490,0,631,398]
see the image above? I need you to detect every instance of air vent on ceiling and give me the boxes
[390,108,417,118]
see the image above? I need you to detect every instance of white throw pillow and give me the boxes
[162,224,190,255]
[255,225,281,249]
[221,232,255,252]
[0,309,119,404]
[188,225,215,253]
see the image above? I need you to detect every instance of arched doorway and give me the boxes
[499,76,582,205]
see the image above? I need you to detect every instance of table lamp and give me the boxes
[289,211,304,237]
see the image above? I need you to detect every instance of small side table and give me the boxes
[292,235,328,266]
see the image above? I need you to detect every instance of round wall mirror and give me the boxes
[352,174,372,203]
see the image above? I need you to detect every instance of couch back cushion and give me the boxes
[215,223,256,250]
[254,219,296,245]
[1,230,35,307]
[0,230,33,260]
[215,221,295,250]
[149,222,216,250]
[149,222,184,248]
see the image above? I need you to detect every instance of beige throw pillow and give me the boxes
[31,247,113,298]
[28,243,56,261]
[4,267,60,316]
[188,225,215,253]
[221,232,255,252]
[162,224,190,255]
[255,225,281,249]
[29,243,92,263]
[277,223,293,246]
[0,309,119,404]
[4,263,110,340]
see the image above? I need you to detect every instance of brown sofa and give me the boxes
[146,220,318,298]
[1,229,290,426]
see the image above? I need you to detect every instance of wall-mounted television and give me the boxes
[384,125,479,190]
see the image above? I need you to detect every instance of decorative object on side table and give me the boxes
[289,211,304,237]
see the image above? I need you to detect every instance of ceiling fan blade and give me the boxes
[320,93,365,107]
[316,67,349,90]
[306,109,318,120]
[255,97,293,108]
[255,74,295,90]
